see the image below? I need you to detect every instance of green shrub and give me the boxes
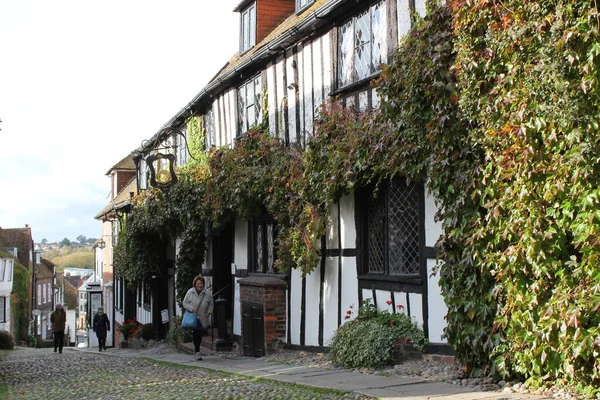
[0,331,15,350]
[166,316,192,349]
[328,320,397,369]
[140,323,154,341]
[328,299,428,369]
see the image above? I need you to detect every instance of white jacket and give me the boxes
[182,288,214,328]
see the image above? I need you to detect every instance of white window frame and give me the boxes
[238,75,263,136]
[0,260,5,282]
[240,3,256,54]
[296,0,313,12]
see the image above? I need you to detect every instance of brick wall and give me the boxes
[239,276,287,354]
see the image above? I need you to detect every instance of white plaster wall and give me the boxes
[415,0,427,17]
[285,48,298,143]
[322,31,333,98]
[227,89,237,145]
[290,267,302,345]
[304,264,321,346]
[427,259,447,343]
[375,289,391,311]
[233,277,241,336]
[339,192,356,249]
[233,219,248,271]
[326,202,339,249]
[397,0,412,42]
[275,56,286,139]
[425,189,443,247]
[267,62,277,138]
[393,291,408,311]
[312,37,324,117]
[340,257,358,324]
[408,292,424,327]
[322,257,339,346]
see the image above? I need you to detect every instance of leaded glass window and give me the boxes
[364,179,421,276]
[338,1,387,88]
[238,75,263,136]
[250,218,278,274]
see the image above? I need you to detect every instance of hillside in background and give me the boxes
[43,246,94,271]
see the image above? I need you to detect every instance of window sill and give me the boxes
[357,274,424,293]
[329,71,382,98]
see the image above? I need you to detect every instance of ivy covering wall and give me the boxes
[114,0,600,394]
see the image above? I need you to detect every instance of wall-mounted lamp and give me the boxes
[146,152,177,189]
[98,240,105,250]
[287,82,298,91]
[135,127,199,191]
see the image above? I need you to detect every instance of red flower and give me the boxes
[346,310,352,315]
[397,304,404,310]
[386,300,392,305]
[344,315,350,320]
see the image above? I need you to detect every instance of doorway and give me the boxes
[211,222,233,321]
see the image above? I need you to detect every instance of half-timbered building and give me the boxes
[128,0,449,355]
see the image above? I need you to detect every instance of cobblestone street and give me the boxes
[0,348,367,400]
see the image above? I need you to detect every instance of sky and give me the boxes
[0,0,240,243]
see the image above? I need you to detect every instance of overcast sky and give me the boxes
[0,0,239,243]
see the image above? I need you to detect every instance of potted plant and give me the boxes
[119,319,141,342]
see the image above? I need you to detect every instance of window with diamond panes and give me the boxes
[338,1,387,88]
[238,75,262,136]
[365,179,420,276]
[250,219,279,274]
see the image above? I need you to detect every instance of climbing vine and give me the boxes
[115,1,600,395]
[452,0,600,393]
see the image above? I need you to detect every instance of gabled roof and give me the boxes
[37,258,56,279]
[0,227,33,268]
[105,153,136,176]
[141,0,337,150]
[94,177,137,220]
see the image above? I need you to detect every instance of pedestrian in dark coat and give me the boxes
[50,303,66,354]
[93,306,110,351]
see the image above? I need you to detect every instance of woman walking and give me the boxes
[183,275,213,360]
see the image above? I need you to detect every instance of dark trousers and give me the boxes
[97,336,106,350]
[53,331,64,352]
[192,325,205,353]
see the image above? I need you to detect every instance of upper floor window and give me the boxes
[204,109,216,149]
[139,159,149,191]
[249,216,279,274]
[338,1,387,88]
[238,75,263,136]
[358,179,422,278]
[296,0,314,12]
[7,260,12,282]
[176,130,189,166]
[0,260,5,282]
[241,3,256,53]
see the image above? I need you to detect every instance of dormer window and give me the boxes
[240,3,256,53]
[296,0,313,13]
